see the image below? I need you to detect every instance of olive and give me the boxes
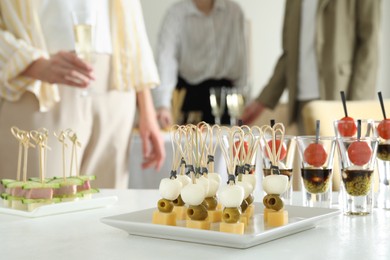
[266,194,284,211]
[245,193,254,206]
[172,195,185,206]
[263,194,271,208]
[202,196,218,210]
[157,198,174,213]
[187,204,208,220]
[240,199,249,213]
[222,207,241,223]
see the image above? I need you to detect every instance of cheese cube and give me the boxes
[152,210,177,226]
[219,222,245,235]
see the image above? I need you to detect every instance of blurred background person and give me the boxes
[242,0,380,134]
[0,0,165,189]
[152,0,247,127]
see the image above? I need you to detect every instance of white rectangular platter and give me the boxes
[101,202,340,249]
[0,195,118,218]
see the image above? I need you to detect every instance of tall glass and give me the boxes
[373,120,390,209]
[71,9,96,96]
[297,136,336,208]
[260,135,296,204]
[336,136,378,215]
[226,88,244,126]
[209,87,226,125]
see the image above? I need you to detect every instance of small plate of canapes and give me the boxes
[0,127,117,217]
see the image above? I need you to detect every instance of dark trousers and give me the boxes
[176,76,233,125]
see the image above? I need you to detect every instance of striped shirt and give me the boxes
[152,0,247,109]
[0,0,159,112]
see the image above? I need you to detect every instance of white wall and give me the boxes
[141,0,390,100]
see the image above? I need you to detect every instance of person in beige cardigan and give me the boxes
[242,0,380,133]
[0,0,165,189]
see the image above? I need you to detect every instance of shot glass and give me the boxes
[373,120,390,209]
[297,136,336,208]
[260,135,296,204]
[336,136,378,215]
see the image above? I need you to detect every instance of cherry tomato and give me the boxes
[347,141,372,166]
[233,141,249,158]
[303,143,328,167]
[265,140,287,161]
[377,119,390,140]
[337,117,357,137]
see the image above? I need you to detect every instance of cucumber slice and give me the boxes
[6,195,24,201]
[22,181,60,189]
[78,175,96,181]
[54,192,84,199]
[22,198,61,204]
[1,179,16,185]
[79,188,100,196]
[1,193,8,199]
[49,178,84,186]
[5,181,25,188]
[28,177,53,183]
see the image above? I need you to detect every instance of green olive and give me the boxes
[263,194,271,208]
[158,198,174,213]
[265,194,284,211]
[202,196,218,210]
[172,195,185,206]
[222,207,241,223]
[245,194,254,206]
[187,204,208,220]
[240,199,249,213]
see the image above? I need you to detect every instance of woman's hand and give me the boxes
[21,51,95,87]
[137,89,166,171]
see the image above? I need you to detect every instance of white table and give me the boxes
[0,189,389,260]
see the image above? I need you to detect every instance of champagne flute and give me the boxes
[71,9,96,96]
[209,87,227,125]
[226,88,244,126]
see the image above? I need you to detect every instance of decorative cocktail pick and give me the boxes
[30,129,51,183]
[11,127,24,181]
[261,123,286,170]
[66,129,81,177]
[54,130,68,180]
[16,129,35,182]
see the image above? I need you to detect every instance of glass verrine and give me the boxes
[333,119,374,138]
[373,120,390,209]
[297,136,336,208]
[71,8,96,96]
[260,134,296,204]
[336,136,378,215]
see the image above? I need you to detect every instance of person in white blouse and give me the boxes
[152,0,247,127]
[0,0,165,189]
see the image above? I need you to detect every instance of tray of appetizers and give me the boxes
[100,202,340,249]
[0,194,118,218]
